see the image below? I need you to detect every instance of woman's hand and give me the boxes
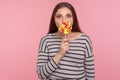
[53,38,69,64]
[59,38,69,55]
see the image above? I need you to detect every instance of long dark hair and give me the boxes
[48,2,82,33]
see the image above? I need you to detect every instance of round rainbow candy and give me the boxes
[58,21,72,35]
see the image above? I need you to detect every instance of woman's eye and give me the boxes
[56,15,62,19]
[67,15,72,18]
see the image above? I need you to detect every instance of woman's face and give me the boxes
[54,7,73,28]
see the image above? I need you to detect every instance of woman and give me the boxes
[37,2,95,80]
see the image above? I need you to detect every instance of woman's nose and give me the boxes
[62,17,67,22]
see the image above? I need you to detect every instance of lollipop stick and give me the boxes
[65,34,66,39]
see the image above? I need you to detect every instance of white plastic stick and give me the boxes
[65,34,66,39]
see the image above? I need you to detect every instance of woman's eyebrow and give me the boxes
[55,13,72,15]
[66,13,72,15]
[55,13,61,15]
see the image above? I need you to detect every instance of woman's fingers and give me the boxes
[59,38,69,54]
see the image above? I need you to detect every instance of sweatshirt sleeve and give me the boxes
[84,35,95,80]
[36,37,59,80]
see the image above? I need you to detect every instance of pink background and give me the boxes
[0,0,120,80]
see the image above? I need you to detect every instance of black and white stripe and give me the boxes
[37,33,95,80]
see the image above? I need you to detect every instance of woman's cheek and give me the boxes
[57,22,62,28]
[55,22,59,28]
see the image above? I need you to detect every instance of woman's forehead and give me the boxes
[55,7,72,15]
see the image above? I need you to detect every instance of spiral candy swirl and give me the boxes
[58,21,72,35]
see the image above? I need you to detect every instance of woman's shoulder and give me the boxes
[80,33,92,43]
[80,33,90,38]
[75,32,92,41]
[40,33,58,41]
[73,32,90,38]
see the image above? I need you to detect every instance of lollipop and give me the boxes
[58,21,72,38]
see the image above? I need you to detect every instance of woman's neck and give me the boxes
[55,31,82,40]
[55,31,72,39]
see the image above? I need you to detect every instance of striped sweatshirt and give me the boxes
[37,33,95,80]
